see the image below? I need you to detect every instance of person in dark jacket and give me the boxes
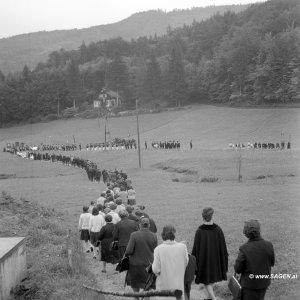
[113,210,138,260]
[126,205,139,222]
[125,218,158,293]
[98,214,119,273]
[184,253,197,300]
[234,219,275,300]
[135,210,157,233]
[192,207,228,300]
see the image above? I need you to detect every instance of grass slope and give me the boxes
[0,105,299,299]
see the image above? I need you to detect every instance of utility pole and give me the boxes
[57,90,60,116]
[136,99,142,168]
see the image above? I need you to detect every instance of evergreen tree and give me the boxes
[144,54,162,103]
[166,47,187,106]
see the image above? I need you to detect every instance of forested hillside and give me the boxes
[0,5,248,74]
[0,0,299,126]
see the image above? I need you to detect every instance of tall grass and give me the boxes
[0,191,104,300]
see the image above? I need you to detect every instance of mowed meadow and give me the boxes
[0,105,300,299]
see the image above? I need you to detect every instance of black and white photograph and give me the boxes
[0,0,299,299]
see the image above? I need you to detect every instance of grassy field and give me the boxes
[0,105,299,299]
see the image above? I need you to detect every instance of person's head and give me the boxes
[120,186,125,191]
[90,200,95,206]
[104,214,113,223]
[108,195,114,202]
[119,210,129,219]
[100,192,106,197]
[126,205,134,214]
[110,203,117,211]
[140,217,150,228]
[103,207,111,214]
[92,207,99,216]
[135,210,144,218]
[83,205,89,213]
[202,207,214,222]
[161,225,176,241]
[116,198,123,205]
[96,204,103,212]
[243,219,261,239]
[137,205,145,211]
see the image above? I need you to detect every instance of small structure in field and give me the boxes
[94,89,121,110]
[0,237,27,300]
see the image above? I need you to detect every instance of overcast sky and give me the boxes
[0,0,266,39]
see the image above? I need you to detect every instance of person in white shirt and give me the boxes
[88,200,96,214]
[89,207,106,258]
[152,225,188,300]
[108,203,121,224]
[118,186,128,203]
[78,206,92,252]
[96,193,106,206]
[127,186,136,205]
[115,198,126,213]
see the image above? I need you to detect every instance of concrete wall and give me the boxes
[0,237,27,300]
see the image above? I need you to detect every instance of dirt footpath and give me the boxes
[85,252,223,300]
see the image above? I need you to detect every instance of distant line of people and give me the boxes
[3,148,131,187]
[229,141,291,149]
[151,140,181,149]
[3,142,79,152]
[86,139,137,151]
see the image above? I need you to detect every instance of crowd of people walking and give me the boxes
[151,141,181,150]
[79,180,275,300]
[229,141,291,150]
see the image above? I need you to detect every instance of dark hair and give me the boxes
[116,198,122,205]
[243,220,261,239]
[83,205,89,212]
[96,204,103,212]
[90,200,95,205]
[161,225,176,241]
[92,207,99,216]
[135,211,143,217]
[202,207,214,222]
[104,214,112,222]
[126,205,134,213]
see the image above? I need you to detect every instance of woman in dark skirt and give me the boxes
[98,214,119,272]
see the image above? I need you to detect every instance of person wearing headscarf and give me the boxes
[192,207,228,300]
[152,225,188,300]
[234,219,275,300]
[125,218,158,294]
[113,209,138,259]
[98,214,119,273]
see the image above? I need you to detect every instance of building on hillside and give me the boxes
[94,89,121,110]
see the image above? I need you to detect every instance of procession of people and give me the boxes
[78,178,275,300]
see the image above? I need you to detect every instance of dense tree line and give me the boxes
[0,0,299,126]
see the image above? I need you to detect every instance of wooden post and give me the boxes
[66,229,72,268]
[83,285,182,299]
[136,99,142,168]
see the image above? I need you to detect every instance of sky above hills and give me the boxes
[1,0,266,39]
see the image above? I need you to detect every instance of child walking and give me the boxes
[78,206,92,252]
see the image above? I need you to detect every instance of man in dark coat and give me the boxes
[113,210,138,259]
[234,219,275,300]
[192,207,228,300]
[125,218,158,293]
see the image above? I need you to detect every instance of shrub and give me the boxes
[200,177,219,183]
